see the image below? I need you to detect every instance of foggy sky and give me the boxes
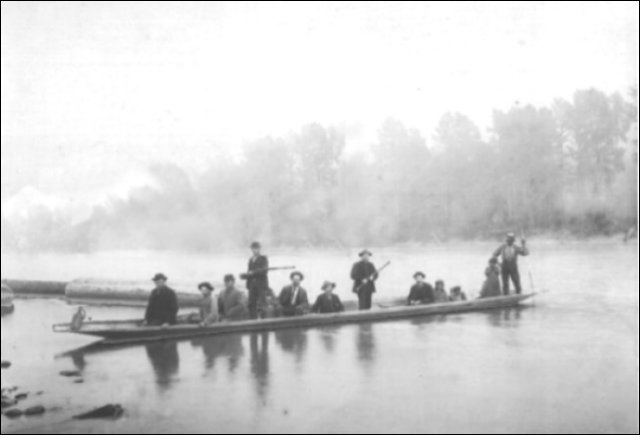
[1,1,638,212]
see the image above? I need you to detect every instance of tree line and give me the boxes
[2,87,637,252]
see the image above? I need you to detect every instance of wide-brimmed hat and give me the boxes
[414,271,426,279]
[224,274,236,283]
[250,241,262,249]
[290,271,305,281]
[321,281,337,290]
[152,273,168,282]
[359,249,373,258]
[198,282,214,291]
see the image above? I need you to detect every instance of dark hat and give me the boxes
[451,286,462,293]
[290,271,304,281]
[489,257,499,264]
[198,282,214,291]
[224,274,236,283]
[414,271,426,279]
[152,273,168,282]
[250,241,262,249]
[359,249,373,258]
[321,281,337,290]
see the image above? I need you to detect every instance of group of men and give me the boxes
[144,233,530,326]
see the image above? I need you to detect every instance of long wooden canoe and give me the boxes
[53,294,535,346]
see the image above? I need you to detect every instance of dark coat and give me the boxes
[407,282,435,305]
[145,286,179,326]
[278,285,310,316]
[312,293,345,314]
[480,265,502,298]
[247,255,269,291]
[351,260,378,294]
[218,287,248,321]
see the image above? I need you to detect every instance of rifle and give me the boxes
[240,266,296,280]
[354,261,391,293]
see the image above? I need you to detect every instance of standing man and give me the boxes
[278,271,310,316]
[351,250,378,311]
[492,233,530,295]
[241,242,270,320]
[144,273,179,326]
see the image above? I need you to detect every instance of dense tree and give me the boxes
[2,87,637,252]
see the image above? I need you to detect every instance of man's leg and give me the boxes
[511,268,522,294]
[501,267,511,295]
[358,289,365,310]
[248,287,258,320]
[361,289,372,310]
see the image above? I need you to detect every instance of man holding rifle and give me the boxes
[241,241,270,320]
[351,249,379,311]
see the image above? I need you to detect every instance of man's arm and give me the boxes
[519,242,530,256]
[492,244,504,259]
[351,263,359,281]
[168,291,179,324]
[144,291,155,323]
[298,291,310,313]
[335,296,345,312]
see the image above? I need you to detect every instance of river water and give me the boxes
[1,241,638,434]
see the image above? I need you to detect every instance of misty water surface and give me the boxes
[1,241,638,434]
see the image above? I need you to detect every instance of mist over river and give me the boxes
[1,240,638,434]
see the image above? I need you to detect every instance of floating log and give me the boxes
[1,284,15,315]
[3,280,67,297]
[65,279,217,308]
[1,283,14,304]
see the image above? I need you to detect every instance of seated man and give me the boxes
[198,282,220,326]
[219,274,249,322]
[144,273,179,326]
[449,286,468,302]
[312,281,345,314]
[433,280,450,303]
[260,287,281,319]
[278,271,310,316]
[407,271,435,305]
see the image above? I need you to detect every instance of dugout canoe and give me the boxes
[53,293,535,346]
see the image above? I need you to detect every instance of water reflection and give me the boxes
[356,324,377,368]
[250,332,270,405]
[486,308,524,328]
[145,342,180,392]
[275,329,308,364]
[318,326,341,354]
[191,335,245,373]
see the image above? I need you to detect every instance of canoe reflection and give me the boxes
[486,307,524,328]
[275,329,308,364]
[191,334,245,373]
[145,342,180,391]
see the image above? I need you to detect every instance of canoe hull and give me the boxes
[54,294,535,346]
